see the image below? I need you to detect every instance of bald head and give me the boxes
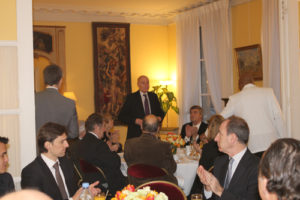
[0,190,52,200]
[142,115,159,134]
[137,75,149,93]
[239,74,254,90]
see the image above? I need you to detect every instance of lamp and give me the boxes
[63,91,77,102]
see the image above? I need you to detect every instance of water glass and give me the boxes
[191,193,203,200]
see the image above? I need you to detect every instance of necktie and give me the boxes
[223,157,234,189]
[143,94,150,115]
[53,162,68,200]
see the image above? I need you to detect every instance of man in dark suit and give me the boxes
[180,105,208,145]
[21,122,100,200]
[0,137,14,197]
[118,75,165,140]
[78,113,127,195]
[124,114,177,186]
[35,64,79,139]
[197,116,260,200]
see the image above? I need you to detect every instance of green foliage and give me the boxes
[151,85,179,115]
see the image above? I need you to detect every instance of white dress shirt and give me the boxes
[139,91,151,114]
[41,154,71,198]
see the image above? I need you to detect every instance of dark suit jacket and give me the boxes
[190,140,222,195]
[35,88,79,138]
[180,122,208,145]
[78,132,127,195]
[118,91,165,139]
[21,156,77,200]
[124,133,177,186]
[0,173,15,197]
[208,149,260,200]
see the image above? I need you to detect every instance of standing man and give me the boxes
[79,113,127,195]
[221,74,285,157]
[0,137,14,197]
[118,75,164,139]
[197,116,260,200]
[35,64,79,139]
[124,114,177,186]
[180,105,208,146]
[21,122,100,200]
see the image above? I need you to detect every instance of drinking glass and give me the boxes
[191,193,203,200]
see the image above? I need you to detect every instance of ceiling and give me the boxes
[32,0,217,25]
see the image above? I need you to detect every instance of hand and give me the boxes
[185,125,193,137]
[110,130,120,143]
[197,166,224,197]
[106,141,119,152]
[135,118,143,128]
[157,116,162,122]
[72,181,101,199]
[193,143,202,154]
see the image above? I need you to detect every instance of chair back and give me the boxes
[128,163,167,178]
[79,159,109,191]
[137,180,186,200]
[127,163,168,187]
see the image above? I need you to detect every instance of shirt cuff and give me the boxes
[204,188,213,199]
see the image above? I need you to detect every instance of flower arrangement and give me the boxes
[161,133,185,154]
[112,185,168,200]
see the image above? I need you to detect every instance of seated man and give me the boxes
[197,116,260,200]
[258,138,300,200]
[21,122,100,200]
[180,105,208,145]
[78,113,127,195]
[124,114,177,186]
[0,137,15,197]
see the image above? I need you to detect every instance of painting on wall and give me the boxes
[235,44,263,81]
[92,22,131,121]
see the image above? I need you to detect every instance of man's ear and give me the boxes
[44,141,51,151]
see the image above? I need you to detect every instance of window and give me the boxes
[199,27,216,122]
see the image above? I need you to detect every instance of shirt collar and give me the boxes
[232,147,247,163]
[41,153,59,169]
[46,86,58,90]
[89,131,99,139]
[242,83,255,90]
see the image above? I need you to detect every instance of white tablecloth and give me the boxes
[118,149,199,195]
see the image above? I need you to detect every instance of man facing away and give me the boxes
[221,74,285,157]
[35,64,79,139]
[180,105,208,146]
[124,114,177,186]
[197,116,260,200]
[118,75,165,140]
[78,113,127,196]
[21,122,100,200]
[0,137,14,197]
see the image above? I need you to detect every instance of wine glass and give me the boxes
[191,193,203,200]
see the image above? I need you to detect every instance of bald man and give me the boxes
[124,115,177,186]
[118,75,164,140]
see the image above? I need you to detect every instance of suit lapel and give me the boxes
[135,91,145,115]
[36,156,63,197]
[59,157,73,195]
[215,156,230,187]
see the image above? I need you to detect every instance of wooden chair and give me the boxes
[79,159,109,191]
[137,180,187,200]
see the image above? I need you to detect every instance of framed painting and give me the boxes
[92,22,131,122]
[235,44,263,81]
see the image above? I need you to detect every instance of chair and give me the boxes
[79,159,109,191]
[127,163,168,187]
[136,180,187,200]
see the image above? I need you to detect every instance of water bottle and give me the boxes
[78,182,93,200]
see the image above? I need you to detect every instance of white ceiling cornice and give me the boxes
[33,0,252,25]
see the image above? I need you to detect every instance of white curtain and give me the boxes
[261,0,281,103]
[199,0,233,113]
[176,0,232,127]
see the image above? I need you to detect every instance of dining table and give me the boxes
[118,148,199,195]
